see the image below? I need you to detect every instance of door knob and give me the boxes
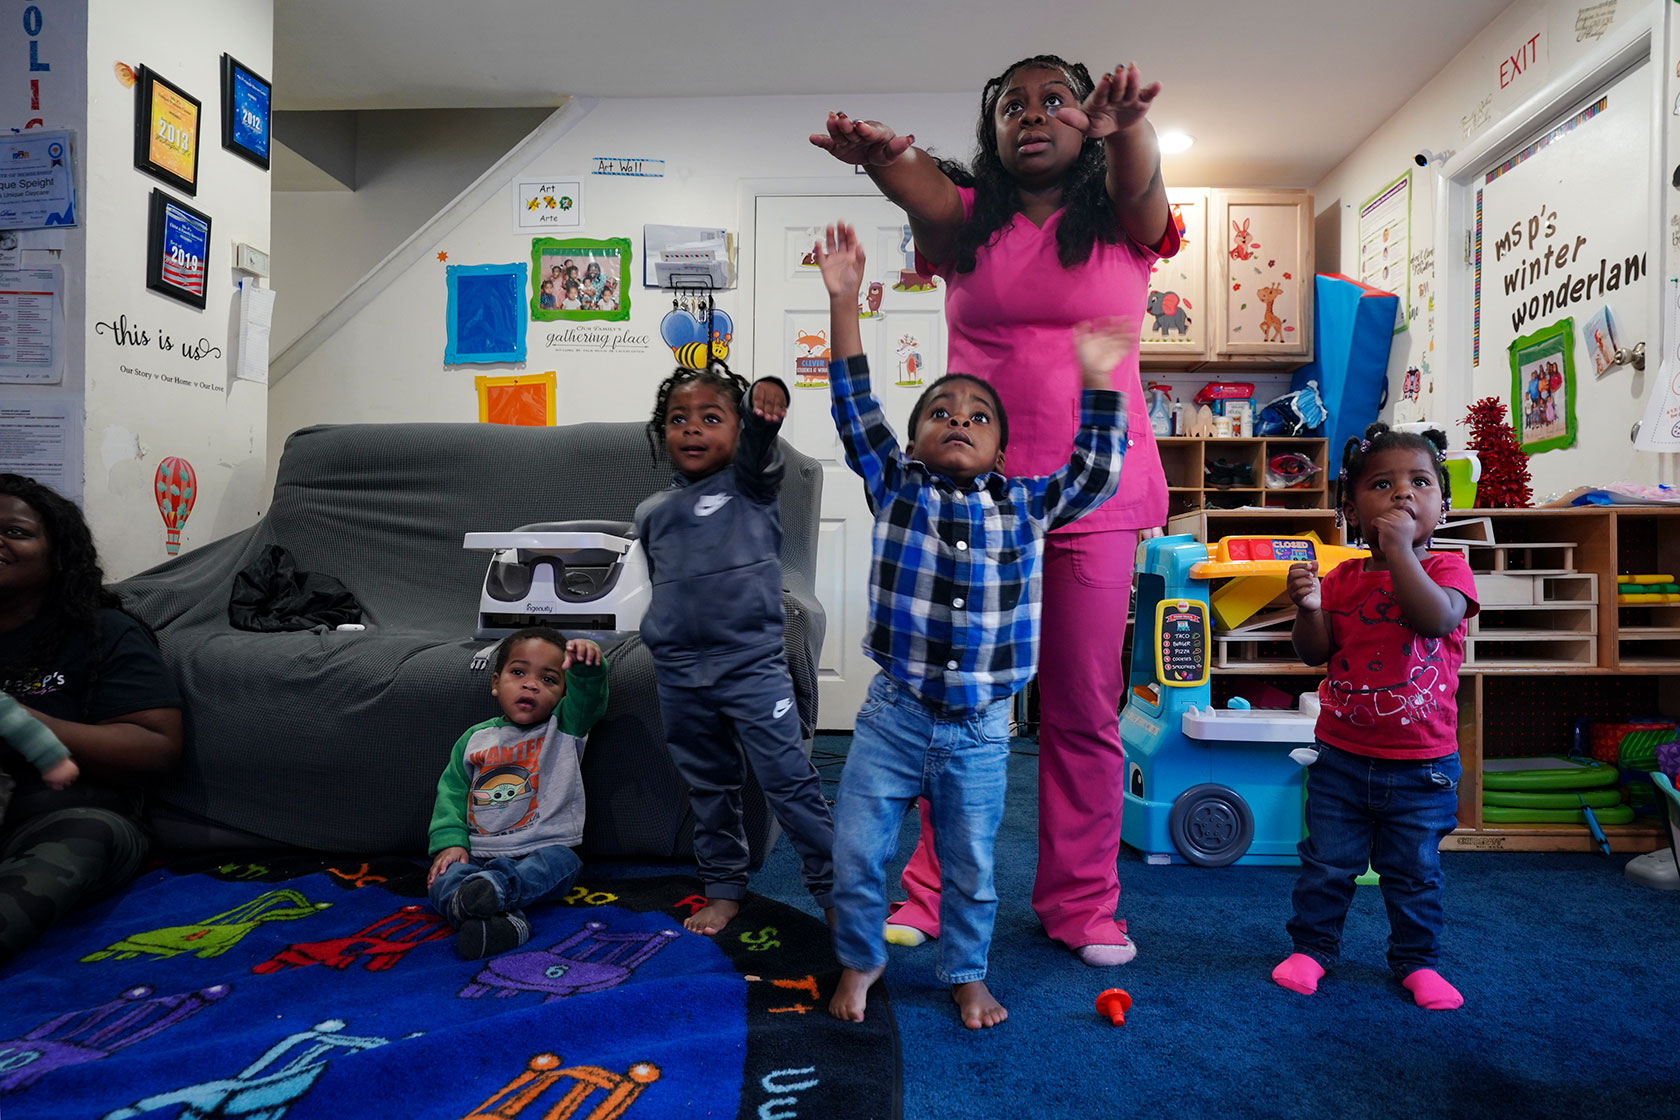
[1612,342,1646,372]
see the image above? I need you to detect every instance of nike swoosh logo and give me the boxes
[773,698,792,719]
[695,494,732,517]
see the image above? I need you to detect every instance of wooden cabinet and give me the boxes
[1142,188,1210,359]
[1163,505,1677,854]
[1157,436,1329,520]
[1143,187,1315,368]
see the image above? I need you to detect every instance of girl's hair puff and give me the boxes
[645,359,749,463]
[937,54,1118,274]
[0,473,129,713]
[1335,422,1451,541]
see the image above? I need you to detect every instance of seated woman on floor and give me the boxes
[0,474,182,965]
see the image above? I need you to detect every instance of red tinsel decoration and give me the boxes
[1463,396,1531,508]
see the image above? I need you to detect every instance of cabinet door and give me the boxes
[1141,187,1208,359]
[1212,189,1314,358]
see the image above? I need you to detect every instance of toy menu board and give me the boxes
[1155,599,1210,687]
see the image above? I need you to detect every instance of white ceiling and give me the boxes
[274,0,1514,187]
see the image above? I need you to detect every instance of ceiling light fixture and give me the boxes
[1158,131,1194,154]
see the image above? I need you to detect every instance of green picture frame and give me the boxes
[530,236,631,322]
[1508,317,1577,455]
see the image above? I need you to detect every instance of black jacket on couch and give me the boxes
[114,420,825,863]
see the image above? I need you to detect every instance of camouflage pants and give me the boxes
[0,806,148,965]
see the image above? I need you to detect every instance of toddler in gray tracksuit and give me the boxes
[635,363,834,936]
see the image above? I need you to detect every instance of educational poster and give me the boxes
[789,226,822,280]
[787,314,831,388]
[1508,317,1577,454]
[889,224,937,292]
[0,267,63,383]
[513,178,583,233]
[883,310,940,388]
[1358,171,1410,331]
[0,400,77,499]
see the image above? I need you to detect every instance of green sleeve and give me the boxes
[0,692,70,773]
[427,726,476,855]
[556,658,610,738]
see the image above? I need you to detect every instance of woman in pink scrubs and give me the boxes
[811,55,1176,966]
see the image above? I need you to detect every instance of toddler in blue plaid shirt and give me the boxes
[815,223,1134,1029]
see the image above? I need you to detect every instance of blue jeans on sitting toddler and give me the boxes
[429,843,583,925]
[831,672,1011,985]
[1287,742,1461,978]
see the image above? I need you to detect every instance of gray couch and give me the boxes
[115,420,825,863]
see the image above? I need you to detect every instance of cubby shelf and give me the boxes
[1164,505,1680,853]
[1157,437,1329,517]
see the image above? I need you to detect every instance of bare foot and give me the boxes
[829,965,884,1021]
[683,897,741,935]
[952,980,1007,1029]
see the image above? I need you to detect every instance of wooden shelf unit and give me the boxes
[1158,436,1330,518]
[1164,505,1680,853]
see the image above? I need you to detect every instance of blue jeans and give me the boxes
[428,843,582,924]
[1287,742,1461,977]
[832,673,1010,984]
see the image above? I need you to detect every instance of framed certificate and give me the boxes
[220,54,271,170]
[146,189,211,310]
[134,66,202,196]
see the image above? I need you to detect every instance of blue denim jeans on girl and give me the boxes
[429,843,583,924]
[831,673,1011,984]
[1286,742,1461,977]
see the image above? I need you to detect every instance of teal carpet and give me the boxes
[750,734,1680,1120]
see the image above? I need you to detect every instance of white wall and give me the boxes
[1311,0,1667,499]
[79,0,272,577]
[1,0,88,499]
[271,107,552,353]
[268,91,979,475]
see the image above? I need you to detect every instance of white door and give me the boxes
[1465,57,1657,495]
[752,193,948,729]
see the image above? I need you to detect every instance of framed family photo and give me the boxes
[220,54,272,170]
[146,189,211,310]
[530,236,631,322]
[1508,317,1577,455]
[134,65,201,196]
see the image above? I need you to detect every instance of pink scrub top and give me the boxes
[919,185,1179,533]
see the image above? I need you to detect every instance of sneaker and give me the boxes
[457,910,531,960]
[447,875,502,925]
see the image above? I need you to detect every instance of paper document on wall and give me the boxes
[1635,278,1680,452]
[235,284,276,383]
[0,267,63,384]
[0,400,77,499]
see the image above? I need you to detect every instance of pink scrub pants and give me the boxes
[888,529,1138,949]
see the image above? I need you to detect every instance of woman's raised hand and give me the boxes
[1052,63,1160,139]
[810,112,915,167]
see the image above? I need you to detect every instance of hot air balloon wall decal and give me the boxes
[154,456,197,555]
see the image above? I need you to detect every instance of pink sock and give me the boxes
[1271,952,1324,995]
[1402,968,1463,1010]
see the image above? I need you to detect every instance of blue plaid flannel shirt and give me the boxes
[829,355,1126,716]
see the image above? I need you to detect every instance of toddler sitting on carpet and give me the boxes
[427,627,608,959]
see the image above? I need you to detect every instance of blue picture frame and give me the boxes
[145,189,210,310]
[445,262,528,365]
[220,54,271,170]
